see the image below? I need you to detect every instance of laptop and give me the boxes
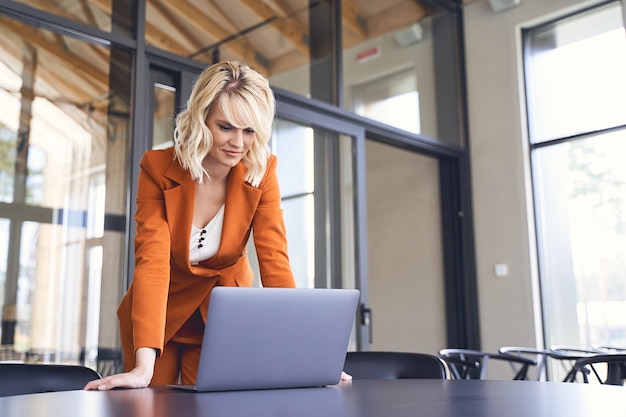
[171,286,360,392]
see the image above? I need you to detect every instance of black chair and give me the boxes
[566,354,626,386]
[95,348,124,377]
[549,345,599,382]
[343,351,450,380]
[0,347,25,363]
[592,344,626,354]
[0,363,101,397]
[499,346,563,381]
[80,347,124,378]
[439,348,537,380]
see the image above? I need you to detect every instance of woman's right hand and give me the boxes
[84,367,153,391]
[84,347,156,391]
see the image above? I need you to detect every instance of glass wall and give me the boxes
[526,1,626,369]
[0,0,476,363]
[343,12,439,140]
[11,0,134,36]
[0,14,131,366]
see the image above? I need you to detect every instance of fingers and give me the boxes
[340,371,353,381]
[84,375,124,391]
[84,377,112,391]
[83,372,147,391]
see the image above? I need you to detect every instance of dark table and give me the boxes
[1,379,625,417]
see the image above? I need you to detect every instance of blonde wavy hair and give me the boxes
[173,61,275,187]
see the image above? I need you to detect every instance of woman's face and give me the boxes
[204,106,255,170]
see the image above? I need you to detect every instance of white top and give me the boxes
[189,204,225,265]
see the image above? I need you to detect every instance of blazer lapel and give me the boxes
[217,163,261,259]
[161,158,261,272]
[163,158,196,271]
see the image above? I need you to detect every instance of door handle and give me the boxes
[361,305,373,344]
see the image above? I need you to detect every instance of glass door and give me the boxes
[273,96,370,350]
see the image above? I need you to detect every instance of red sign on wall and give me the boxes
[356,46,381,63]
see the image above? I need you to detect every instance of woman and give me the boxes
[85,61,297,389]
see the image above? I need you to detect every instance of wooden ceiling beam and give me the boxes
[77,0,98,26]
[88,0,194,54]
[239,0,309,56]
[145,21,193,55]
[342,0,368,39]
[0,31,108,138]
[2,19,108,88]
[365,1,430,39]
[151,0,206,52]
[157,0,270,71]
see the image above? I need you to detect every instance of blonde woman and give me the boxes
[86,61,296,389]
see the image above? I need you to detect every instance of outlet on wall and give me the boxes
[494,263,509,277]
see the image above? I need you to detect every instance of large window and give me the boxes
[525,1,626,361]
[0,15,131,366]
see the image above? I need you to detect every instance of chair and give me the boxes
[439,348,537,380]
[343,351,450,380]
[499,346,560,381]
[549,345,599,382]
[80,347,124,377]
[0,347,25,363]
[0,363,101,397]
[592,344,626,353]
[566,354,626,386]
[95,348,123,377]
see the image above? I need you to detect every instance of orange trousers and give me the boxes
[149,309,204,386]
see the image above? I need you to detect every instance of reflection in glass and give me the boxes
[0,16,130,366]
[146,0,311,82]
[282,196,315,288]
[152,83,176,150]
[0,219,8,333]
[11,0,134,34]
[272,120,315,288]
[0,59,20,204]
[342,14,439,140]
[258,118,357,293]
[353,69,420,134]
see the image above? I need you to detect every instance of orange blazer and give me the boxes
[117,148,295,362]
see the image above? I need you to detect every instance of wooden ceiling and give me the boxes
[144,0,440,75]
[5,0,475,77]
[143,0,472,76]
[0,0,472,140]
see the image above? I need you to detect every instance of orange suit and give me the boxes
[117,148,295,381]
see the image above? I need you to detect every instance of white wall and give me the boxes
[463,0,604,357]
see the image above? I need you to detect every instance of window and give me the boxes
[352,69,421,134]
[0,15,132,365]
[525,1,626,360]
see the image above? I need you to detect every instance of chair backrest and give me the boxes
[95,348,124,377]
[0,363,101,397]
[343,351,450,380]
[439,348,537,380]
[0,347,25,363]
[499,346,557,381]
[81,347,124,378]
[568,354,626,386]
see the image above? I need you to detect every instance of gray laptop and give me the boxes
[172,286,360,392]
